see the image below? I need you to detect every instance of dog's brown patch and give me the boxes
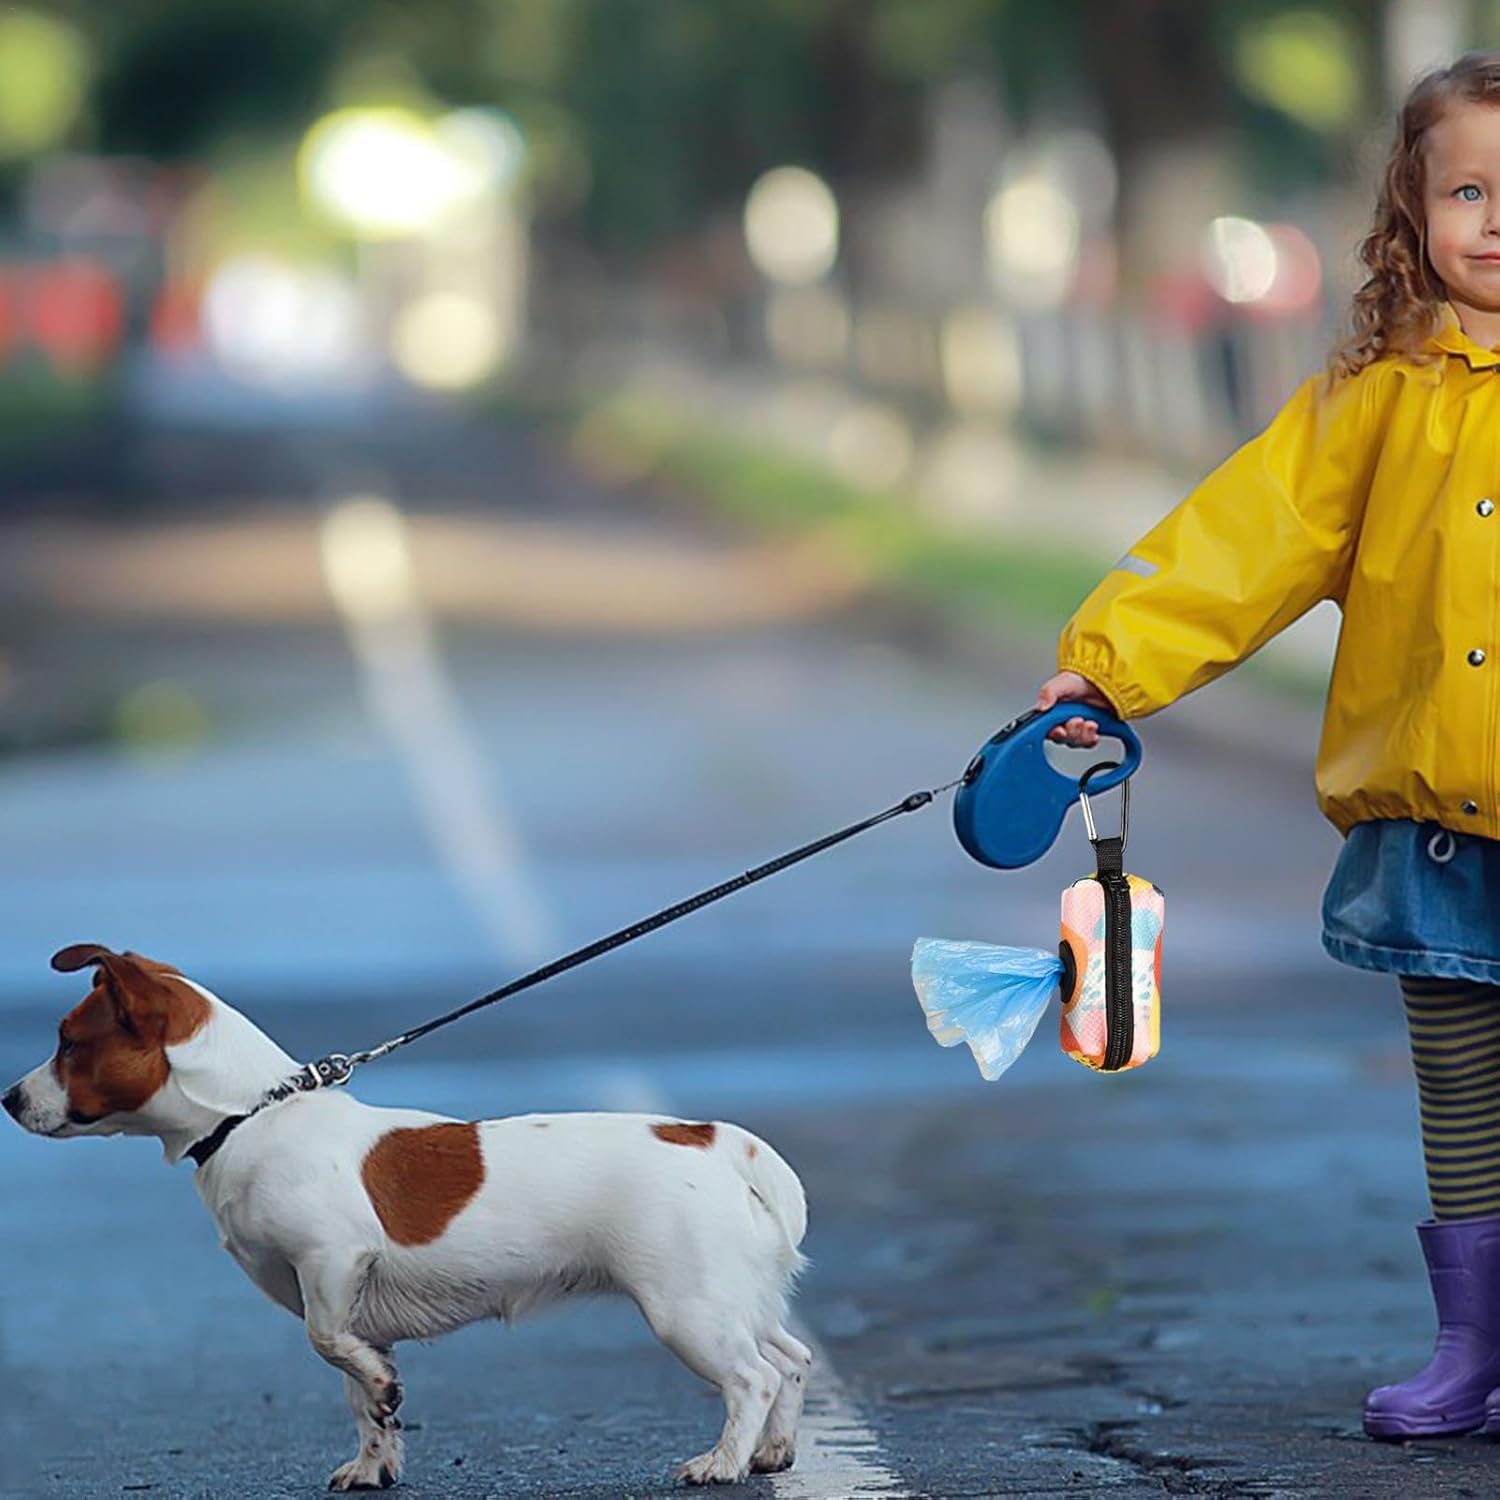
[361,1123,485,1246]
[651,1121,716,1148]
[746,1141,758,1160]
[51,946,211,1121]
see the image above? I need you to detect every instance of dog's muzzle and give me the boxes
[4,1072,67,1133]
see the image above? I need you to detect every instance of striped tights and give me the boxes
[1401,975,1500,1221]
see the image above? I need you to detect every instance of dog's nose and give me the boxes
[2,1084,25,1122]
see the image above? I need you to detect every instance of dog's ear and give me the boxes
[51,945,189,1040]
[51,943,118,973]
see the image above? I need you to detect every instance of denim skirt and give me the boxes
[1322,819,1500,983]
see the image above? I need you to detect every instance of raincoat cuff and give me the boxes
[1054,649,1138,720]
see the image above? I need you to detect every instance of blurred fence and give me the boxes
[529,267,1334,480]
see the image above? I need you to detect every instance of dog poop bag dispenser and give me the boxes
[912,768,1163,1080]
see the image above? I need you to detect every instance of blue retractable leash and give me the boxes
[188,703,1143,1163]
[345,701,1139,1059]
[954,704,1140,868]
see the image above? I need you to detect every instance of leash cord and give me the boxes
[378,778,962,1056]
[184,777,965,1163]
[273,777,964,1102]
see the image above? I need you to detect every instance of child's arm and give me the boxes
[1053,371,1379,727]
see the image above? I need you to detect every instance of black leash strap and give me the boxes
[190,777,960,1167]
[380,779,961,1056]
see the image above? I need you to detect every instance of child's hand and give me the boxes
[1035,671,1114,746]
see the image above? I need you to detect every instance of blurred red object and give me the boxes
[1242,223,1323,322]
[0,273,15,362]
[150,279,202,359]
[1147,267,1218,334]
[25,258,125,373]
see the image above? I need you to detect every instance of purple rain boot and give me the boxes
[1364,1214,1500,1439]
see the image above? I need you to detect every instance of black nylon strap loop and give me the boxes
[1092,834,1125,877]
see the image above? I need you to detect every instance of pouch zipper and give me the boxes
[1096,870,1134,1071]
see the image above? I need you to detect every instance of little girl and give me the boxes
[1036,51,1500,1440]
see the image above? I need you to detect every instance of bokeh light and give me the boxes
[1201,217,1278,305]
[1261,223,1323,315]
[744,167,840,286]
[437,108,526,196]
[320,496,417,624]
[984,173,1081,311]
[390,293,504,390]
[922,423,1020,521]
[940,308,1023,417]
[826,403,914,490]
[202,257,364,386]
[299,107,493,239]
[1235,8,1362,132]
[0,9,88,158]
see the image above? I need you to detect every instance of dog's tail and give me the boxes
[724,1125,808,1274]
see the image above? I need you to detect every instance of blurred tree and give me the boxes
[1078,1,1230,162]
[1212,1,1375,196]
[89,0,349,159]
[438,0,938,265]
[0,9,91,161]
[73,0,959,261]
[68,0,1386,265]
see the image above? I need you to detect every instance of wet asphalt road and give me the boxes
[1,406,1493,1499]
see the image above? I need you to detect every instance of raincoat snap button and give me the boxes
[1463,800,1481,814]
[1480,499,1496,517]
[1470,649,1488,666]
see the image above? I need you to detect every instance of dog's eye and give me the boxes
[58,1036,75,1058]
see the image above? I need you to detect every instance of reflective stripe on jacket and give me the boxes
[1057,310,1500,838]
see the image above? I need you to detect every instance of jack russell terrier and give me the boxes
[3,945,811,1490]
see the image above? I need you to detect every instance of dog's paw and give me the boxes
[750,1437,796,1473]
[328,1453,400,1491]
[372,1376,404,1426]
[675,1447,747,1485]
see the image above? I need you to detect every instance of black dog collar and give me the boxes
[187,1113,248,1168]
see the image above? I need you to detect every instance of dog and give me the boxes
[3,944,811,1490]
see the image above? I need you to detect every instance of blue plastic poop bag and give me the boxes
[911,939,1062,1080]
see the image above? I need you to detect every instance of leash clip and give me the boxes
[280,1055,355,1096]
[1078,759,1129,851]
[309,1053,355,1088]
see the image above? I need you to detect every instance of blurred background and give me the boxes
[7,5,1500,1497]
[2,0,1489,487]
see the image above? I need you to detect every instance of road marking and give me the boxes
[773,1330,909,1499]
[320,495,555,968]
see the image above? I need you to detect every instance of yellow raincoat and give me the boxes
[1058,310,1500,839]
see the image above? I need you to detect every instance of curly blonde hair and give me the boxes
[1332,50,1500,377]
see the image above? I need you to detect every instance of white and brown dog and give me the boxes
[3,944,811,1490]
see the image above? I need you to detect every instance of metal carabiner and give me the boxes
[1077,759,1129,849]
